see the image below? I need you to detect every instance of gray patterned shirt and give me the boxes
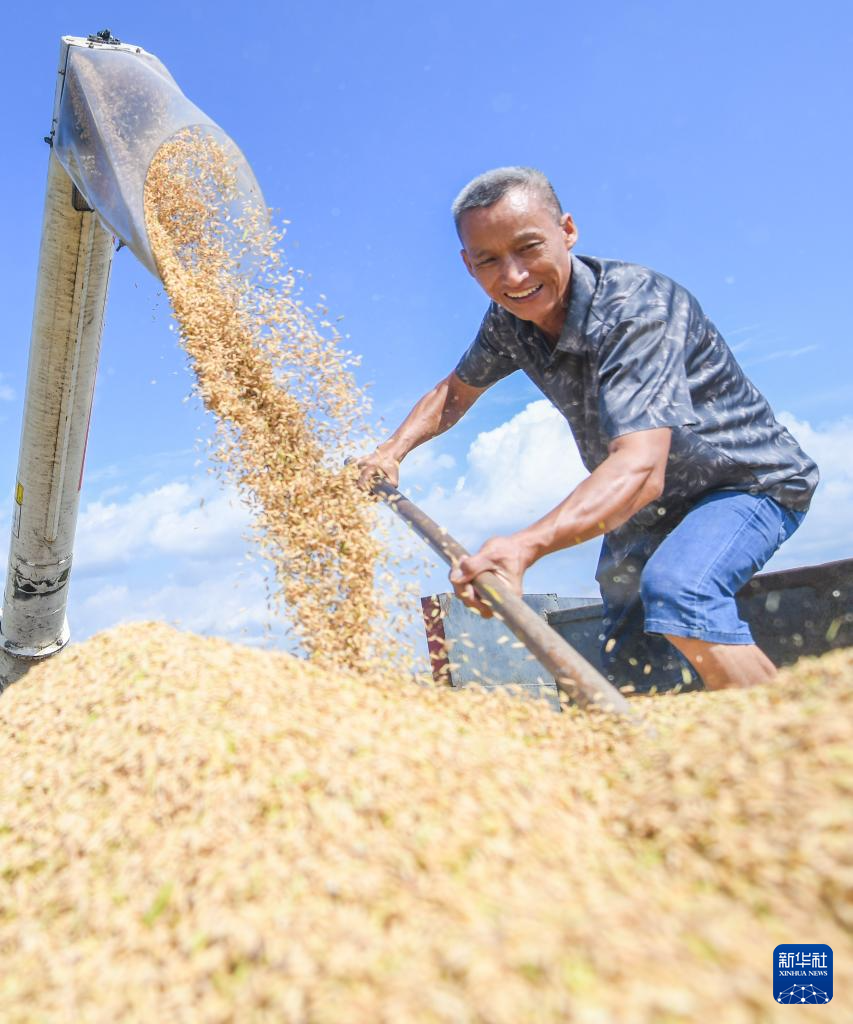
[455,254,818,552]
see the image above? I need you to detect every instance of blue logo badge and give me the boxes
[774,944,833,1004]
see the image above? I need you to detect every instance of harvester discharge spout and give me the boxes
[0,33,263,688]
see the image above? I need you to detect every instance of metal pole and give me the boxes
[371,478,641,722]
[0,151,113,684]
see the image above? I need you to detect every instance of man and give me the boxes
[357,167,818,691]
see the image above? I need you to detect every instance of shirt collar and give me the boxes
[555,255,597,354]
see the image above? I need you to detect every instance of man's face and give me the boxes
[459,187,578,335]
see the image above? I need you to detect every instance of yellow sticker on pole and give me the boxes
[13,481,23,538]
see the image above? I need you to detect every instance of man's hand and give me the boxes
[449,534,531,618]
[355,447,400,490]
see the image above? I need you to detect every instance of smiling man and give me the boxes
[358,167,818,691]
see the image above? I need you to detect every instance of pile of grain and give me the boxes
[143,128,408,672]
[0,624,849,1022]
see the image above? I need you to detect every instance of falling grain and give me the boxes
[143,128,404,672]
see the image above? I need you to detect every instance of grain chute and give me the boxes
[0,32,261,688]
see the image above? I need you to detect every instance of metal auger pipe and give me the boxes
[0,150,113,686]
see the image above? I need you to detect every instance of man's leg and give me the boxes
[640,491,806,691]
[596,534,699,693]
[663,635,776,690]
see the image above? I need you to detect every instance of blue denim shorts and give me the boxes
[596,490,806,691]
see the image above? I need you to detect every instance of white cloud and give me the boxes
[75,479,253,573]
[79,581,130,614]
[148,492,250,555]
[765,413,853,570]
[65,476,287,647]
[403,445,456,481]
[395,401,598,605]
[72,567,285,647]
[59,474,287,645]
[418,400,586,545]
[0,373,14,402]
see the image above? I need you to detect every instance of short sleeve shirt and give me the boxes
[454,254,818,551]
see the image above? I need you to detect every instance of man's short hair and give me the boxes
[451,167,563,235]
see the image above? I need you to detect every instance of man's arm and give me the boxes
[357,372,488,488]
[450,428,671,615]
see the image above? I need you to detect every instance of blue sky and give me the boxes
[1,1,851,664]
